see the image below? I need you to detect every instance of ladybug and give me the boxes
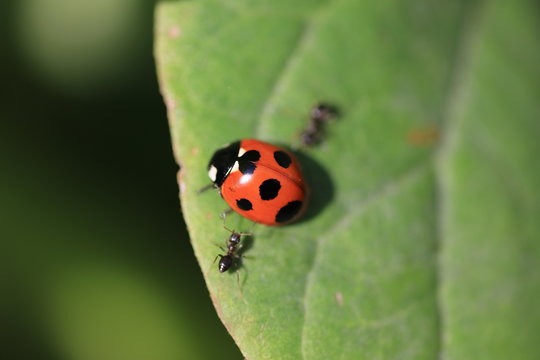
[207,139,308,226]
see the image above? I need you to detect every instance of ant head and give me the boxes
[311,103,339,122]
[218,254,233,273]
[223,226,244,245]
[229,231,241,244]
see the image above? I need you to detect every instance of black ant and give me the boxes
[214,226,252,273]
[299,103,340,147]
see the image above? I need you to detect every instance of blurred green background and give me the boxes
[1,0,240,359]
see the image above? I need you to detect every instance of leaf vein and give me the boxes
[254,18,316,138]
[435,2,486,359]
[300,162,430,359]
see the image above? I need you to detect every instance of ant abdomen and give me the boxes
[218,255,233,273]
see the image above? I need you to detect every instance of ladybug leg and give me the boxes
[197,183,217,194]
[220,207,233,222]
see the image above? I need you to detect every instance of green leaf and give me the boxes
[155,0,540,358]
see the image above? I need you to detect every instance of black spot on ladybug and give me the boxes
[236,198,253,211]
[240,150,261,162]
[275,200,302,223]
[274,151,291,168]
[259,179,281,200]
[238,161,256,175]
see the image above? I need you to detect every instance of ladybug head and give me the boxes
[207,141,240,187]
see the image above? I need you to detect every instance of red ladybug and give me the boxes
[207,139,308,226]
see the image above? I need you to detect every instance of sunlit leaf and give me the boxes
[155,0,540,358]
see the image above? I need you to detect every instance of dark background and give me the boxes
[1,0,240,358]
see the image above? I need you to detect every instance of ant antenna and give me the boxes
[223,225,252,237]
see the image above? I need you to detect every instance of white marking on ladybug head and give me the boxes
[208,165,218,182]
[238,147,247,157]
[231,160,240,173]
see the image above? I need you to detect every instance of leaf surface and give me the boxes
[155,0,540,358]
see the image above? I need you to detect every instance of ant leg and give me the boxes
[237,252,254,261]
[236,265,252,303]
[218,243,226,251]
[205,254,221,277]
[236,271,244,300]
[235,222,257,239]
[233,250,254,261]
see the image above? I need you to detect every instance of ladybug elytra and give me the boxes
[207,139,308,226]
